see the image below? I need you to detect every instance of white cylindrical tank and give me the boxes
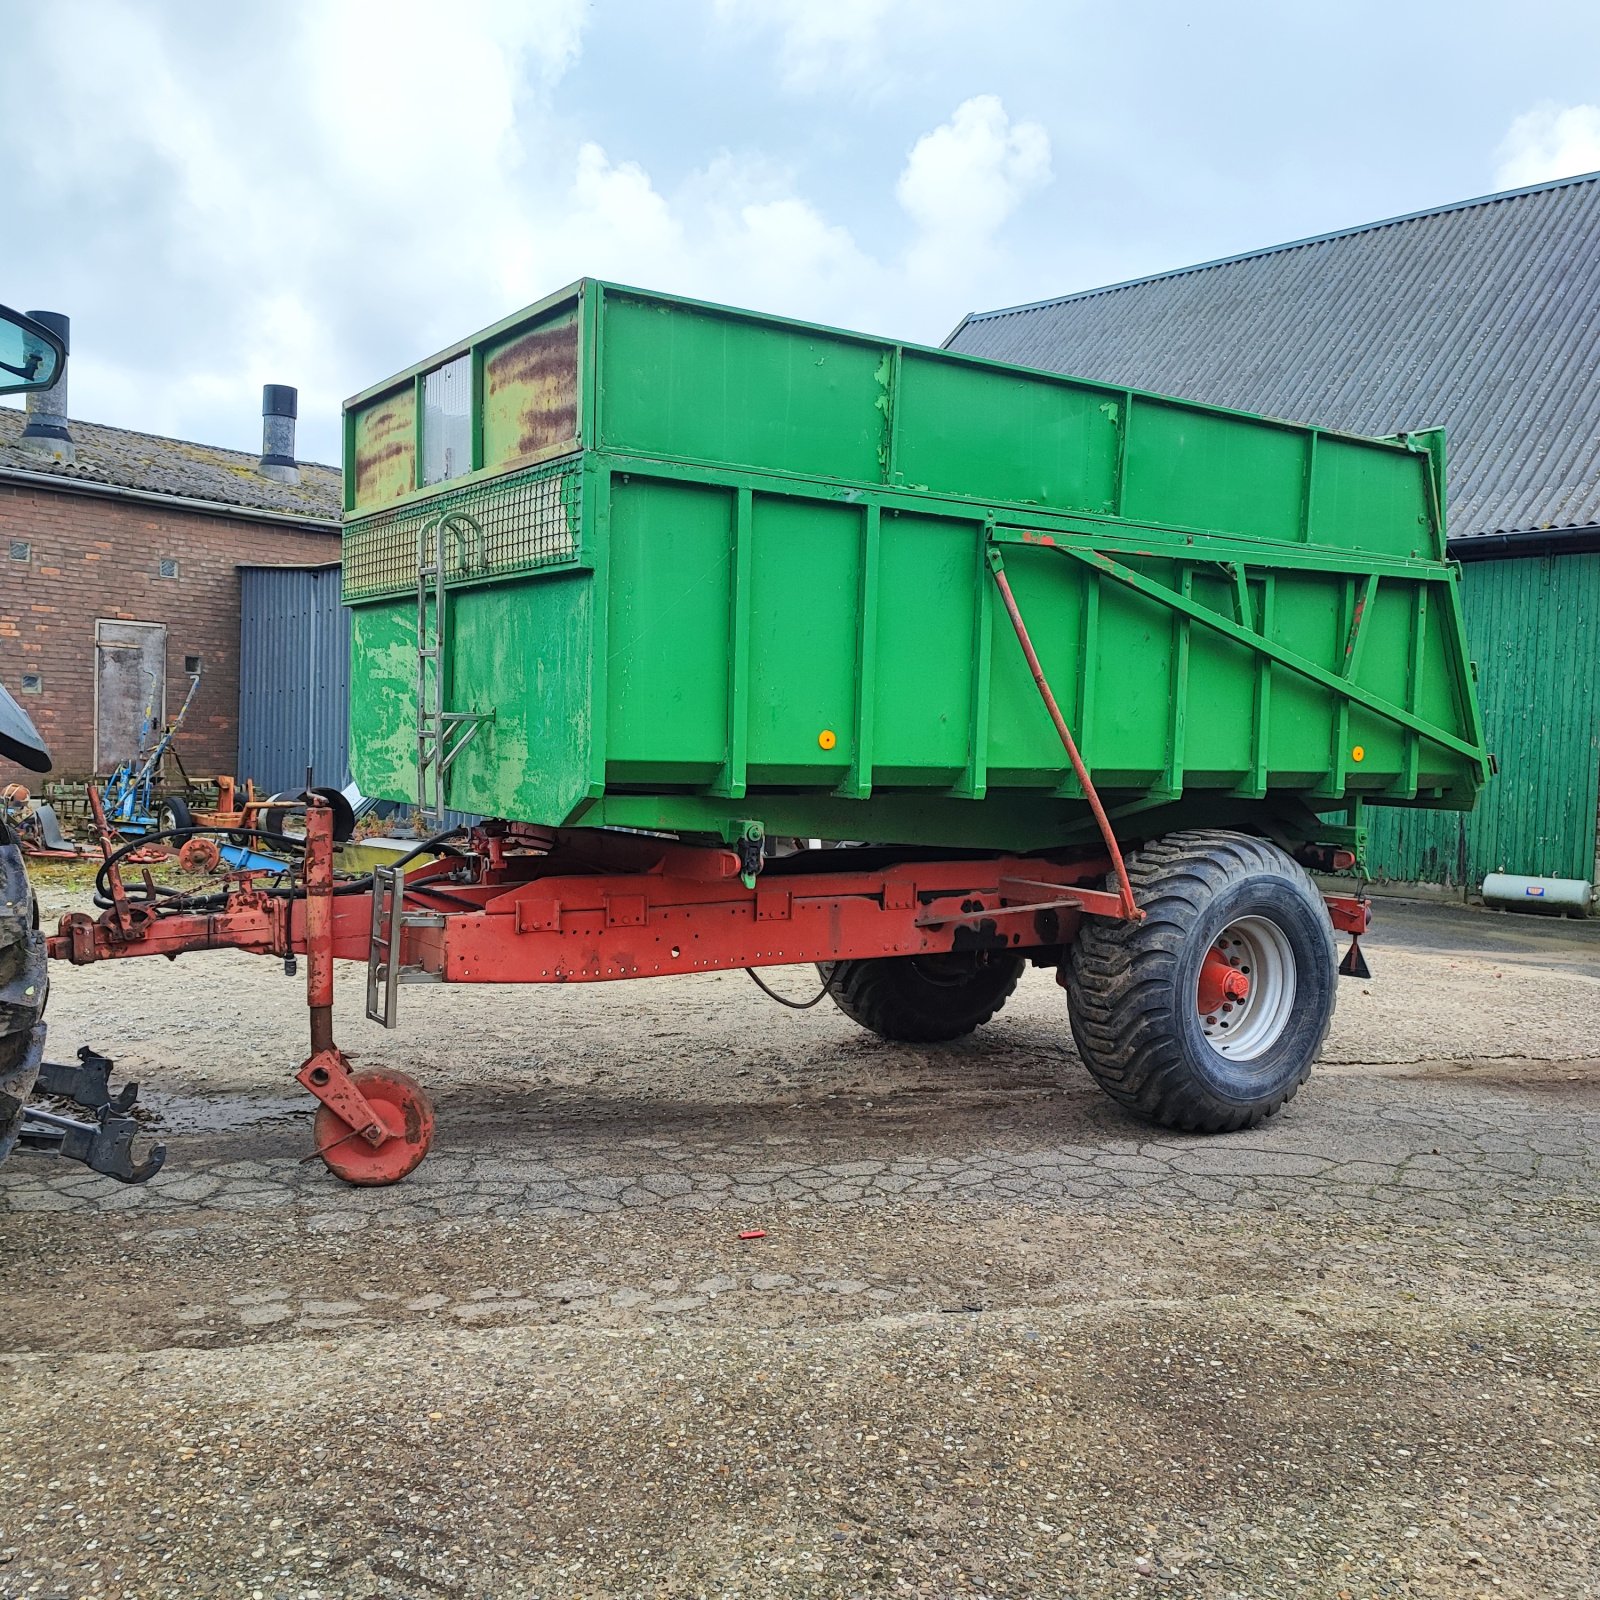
[1480,873,1594,917]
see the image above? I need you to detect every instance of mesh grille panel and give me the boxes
[342,456,582,603]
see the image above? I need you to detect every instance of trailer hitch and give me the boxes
[19,1104,167,1184]
[21,1044,166,1183]
[37,1045,139,1113]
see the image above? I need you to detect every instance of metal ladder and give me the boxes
[366,865,444,1027]
[416,512,493,830]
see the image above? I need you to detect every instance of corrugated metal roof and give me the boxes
[947,172,1600,543]
[0,407,341,523]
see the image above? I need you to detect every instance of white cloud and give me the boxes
[897,95,1052,286]
[711,0,930,92]
[539,96,1051,344]
[566,143,687,277]
[717,197,873,304]
[1493,102,1600,190]
[3,0,592,458]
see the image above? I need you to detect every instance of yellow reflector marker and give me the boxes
[1351,745,1365,762]
[818,729,837,750]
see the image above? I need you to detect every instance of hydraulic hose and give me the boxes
[91,825,469,914]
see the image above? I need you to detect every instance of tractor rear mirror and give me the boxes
[0,305,65,397]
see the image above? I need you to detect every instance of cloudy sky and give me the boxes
[6,0,1600,466]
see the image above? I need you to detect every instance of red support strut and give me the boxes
[986,549,1142,922]
[292,802,435,1184]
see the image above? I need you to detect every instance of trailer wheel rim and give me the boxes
[312,1068,435,1186]
[1197,916,1296,1062]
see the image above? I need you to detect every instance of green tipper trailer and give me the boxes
[23,284,1491,1188]
[342,280,1487,852]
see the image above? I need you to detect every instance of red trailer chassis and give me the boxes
[46,806,1370,1184]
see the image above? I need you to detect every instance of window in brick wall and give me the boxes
[9,540,30,562]
[157,557,179,579]
[19,673,42,693]
[184,655,202,675]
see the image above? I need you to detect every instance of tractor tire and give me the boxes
[259,790,355,844]
[0,834,47,1166]
[818,950,1025,1043]
[159,795,194,833]
[1065,829,1337,1133]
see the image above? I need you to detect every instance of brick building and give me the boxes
[1,354,340,786]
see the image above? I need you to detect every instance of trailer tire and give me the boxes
[1065,830,1336,1133]
[159,796,194,833]
[0,836,48,1166]
[818,951,1025,1043]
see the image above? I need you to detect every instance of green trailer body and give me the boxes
[341,280,1489,852]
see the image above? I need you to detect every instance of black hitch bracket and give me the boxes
[36,1045,139,1113]
[19,1104,166,1184]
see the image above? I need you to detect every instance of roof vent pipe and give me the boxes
[260,384,299,485]
[19,311,73,465]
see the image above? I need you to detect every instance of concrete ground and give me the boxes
[1,890,1597,1599]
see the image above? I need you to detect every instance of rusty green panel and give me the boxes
[1366,550,1600,887]
[344,283,587,520]
[348,571,597,824]
[481,302,580,473]
[348,384,416,512]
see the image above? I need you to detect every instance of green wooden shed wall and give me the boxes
[1365,550,1600,888]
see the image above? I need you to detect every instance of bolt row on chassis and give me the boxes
[44,803,1372,1186]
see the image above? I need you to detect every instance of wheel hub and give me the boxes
[1197,947,1250,1015]
[1196,916,1297,1061]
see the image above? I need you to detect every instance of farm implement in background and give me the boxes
[100,664,205,840]
[0,783,82,858]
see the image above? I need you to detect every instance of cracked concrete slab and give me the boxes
[2,891,1597,1597]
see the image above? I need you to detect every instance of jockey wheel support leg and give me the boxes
[294,802,434,1186]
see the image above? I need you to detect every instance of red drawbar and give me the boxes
[50,831,1374,985]
[49,834,1135,979]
